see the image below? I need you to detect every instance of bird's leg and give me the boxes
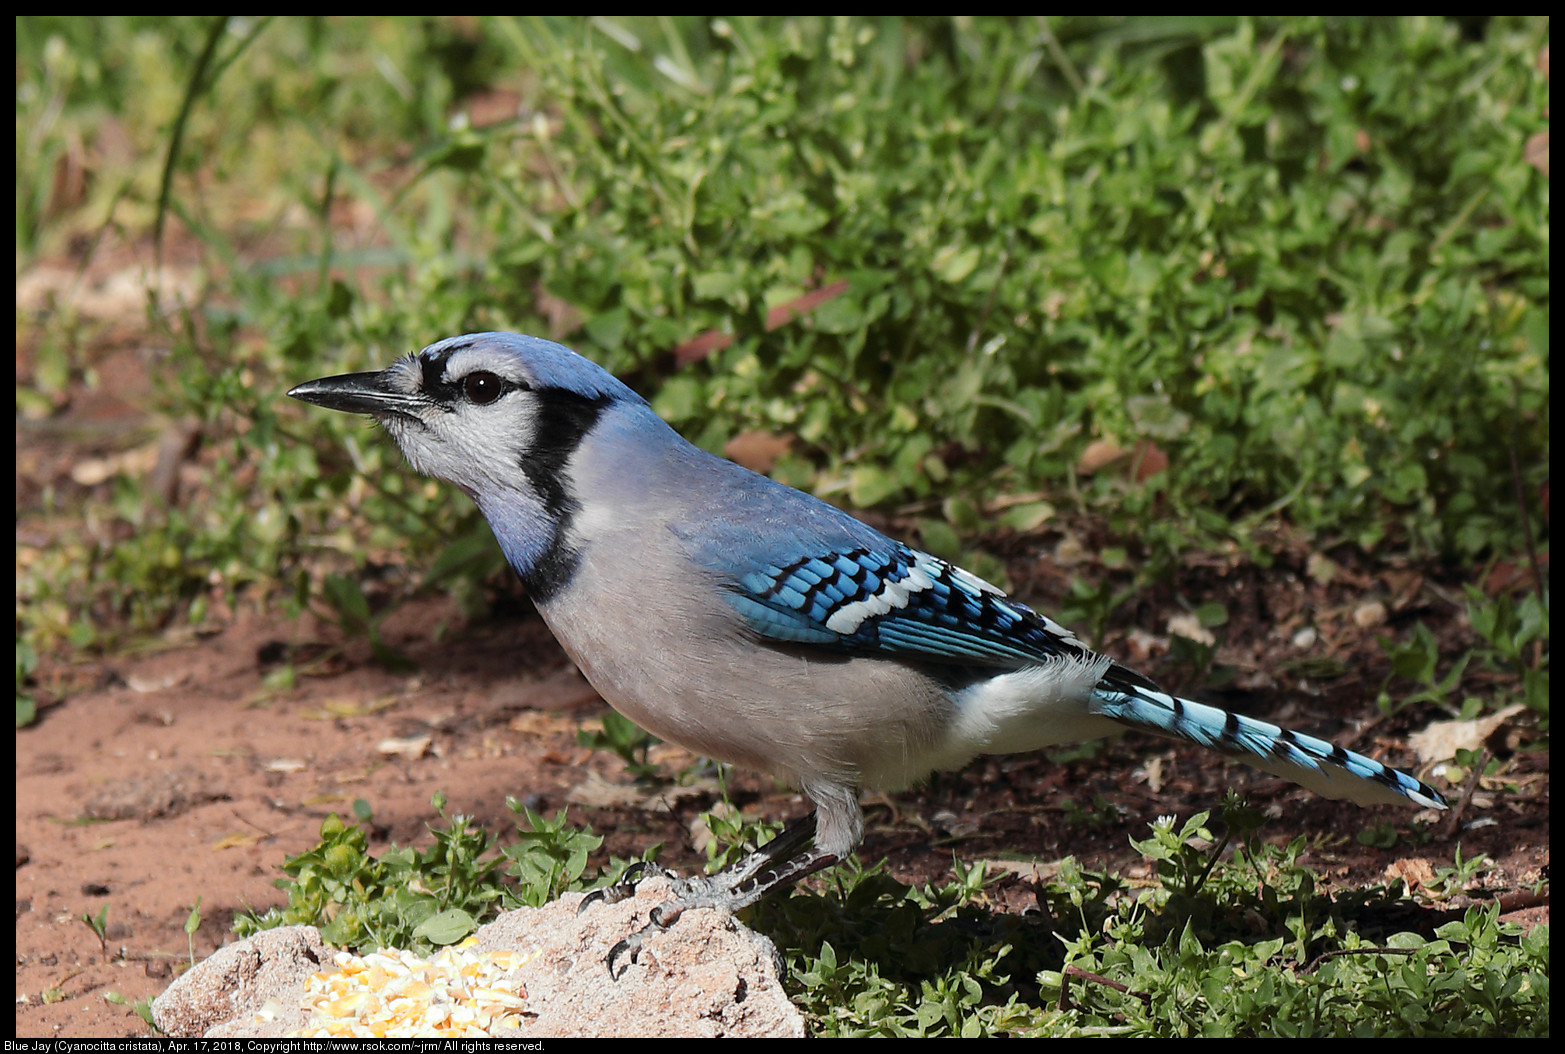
[605,814,841,978]
[579,810,817,917]
[689,810,819,897]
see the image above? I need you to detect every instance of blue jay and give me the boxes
[290,332,1445,968]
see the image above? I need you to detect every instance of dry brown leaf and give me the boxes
[1407,703,1528,764]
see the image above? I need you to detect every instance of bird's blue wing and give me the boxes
[665,461,1151,680]
[722,541,1098,671]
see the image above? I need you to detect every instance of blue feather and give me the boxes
[724,541,1096,671]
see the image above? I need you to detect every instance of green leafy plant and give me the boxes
[502,802,609,909]
[689,806,761,873]
[1377,583,1548,734]
[237,794,514,953]
[1425,844,1496,900]
[16,639,38,729]
[1060,794,1124,831]
[576,711,663,783]
[183,898,202,968]
[15,17,1550,660]
[1377,621,1472,715]
[1024,801,1544,1037]
[1463,585,1550,724]
[80,904,110,959]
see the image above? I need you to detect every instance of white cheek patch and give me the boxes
[386,390,543,499]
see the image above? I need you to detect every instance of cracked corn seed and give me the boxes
[257,939,534,1038]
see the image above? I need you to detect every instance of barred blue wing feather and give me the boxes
[727,542,1134,675]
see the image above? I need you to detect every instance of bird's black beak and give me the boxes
[288,370,422,419]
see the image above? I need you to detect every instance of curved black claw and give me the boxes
[577,861,664,917]
[604,899,688,979]
[606,929,643,979]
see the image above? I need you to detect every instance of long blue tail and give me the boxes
[1091,684,1447,810]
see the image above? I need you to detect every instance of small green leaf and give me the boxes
[931,245,981,284]
[412,909,478,947]
[999,500,1055,532]
[322,574,371,626]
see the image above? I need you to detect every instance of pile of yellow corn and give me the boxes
[252,939,535,1038]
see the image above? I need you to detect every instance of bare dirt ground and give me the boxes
[15,284,1549,1038]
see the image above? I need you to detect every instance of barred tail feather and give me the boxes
[1091,687,1447,810]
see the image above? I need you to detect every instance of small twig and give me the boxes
[229,809,279,838]
[965,230,1017,355]
[1493,888,1548,914]
[1058,963,1151,1012]
[1442,748,1490,841]
[1300,946,1419,974]
[1192,828,1233,897]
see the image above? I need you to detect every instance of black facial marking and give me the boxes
[521,390,610,520]
[418,344,464,396]
[513,389,611,604]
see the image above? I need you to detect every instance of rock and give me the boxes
[153,877,803,1038]
[152,926,331,1038]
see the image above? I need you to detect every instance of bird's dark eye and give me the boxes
[463,371,504,405]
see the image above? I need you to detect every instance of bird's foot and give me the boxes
[576,860,669,916]
[582,813,836,979]
[582,865,737,977]
[602,845,846,979]
[605,897,692,979]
